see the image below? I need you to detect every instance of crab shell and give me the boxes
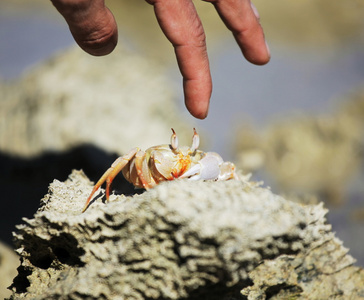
[82,129,237,212]
[121,129,237,188]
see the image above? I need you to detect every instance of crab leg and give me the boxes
[134,150,155,189]
[82,147,139,213]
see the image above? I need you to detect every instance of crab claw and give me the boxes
[180,152,224,181]
[218,161,238,180]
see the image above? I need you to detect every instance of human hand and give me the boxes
[51,0,270,119]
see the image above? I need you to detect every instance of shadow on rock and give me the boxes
[0,145,143,246]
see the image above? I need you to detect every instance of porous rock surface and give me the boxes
[9,170,364,299]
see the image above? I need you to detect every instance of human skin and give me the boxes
[51,0,270,119]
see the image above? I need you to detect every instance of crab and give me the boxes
[82,128,238,212]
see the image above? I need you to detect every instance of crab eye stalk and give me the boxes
[191,128,200,152]
[171,128,179,150]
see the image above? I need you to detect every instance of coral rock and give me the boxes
[9,170,364,299]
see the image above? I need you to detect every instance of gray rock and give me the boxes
[9,170,364,299]
[0,46,191,158]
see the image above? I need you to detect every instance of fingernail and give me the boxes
[203,105,209,119]
[251,3,260,19]
[265,40,271,58]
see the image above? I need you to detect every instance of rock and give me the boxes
[241,237,364,299]
[8,170,364,299]
[0,44,193,246]
[233,91,364,205]
[232,89,364,267]
[0,242,19,299]
[0,46,191,158]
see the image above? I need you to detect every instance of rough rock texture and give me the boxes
[9,170,364,299]
[0,44,193,246]
[233,88,364,266]
[242,238,364,299]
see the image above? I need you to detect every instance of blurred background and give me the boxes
[0,0,364,273]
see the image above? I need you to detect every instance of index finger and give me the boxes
[147,0,212,119]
